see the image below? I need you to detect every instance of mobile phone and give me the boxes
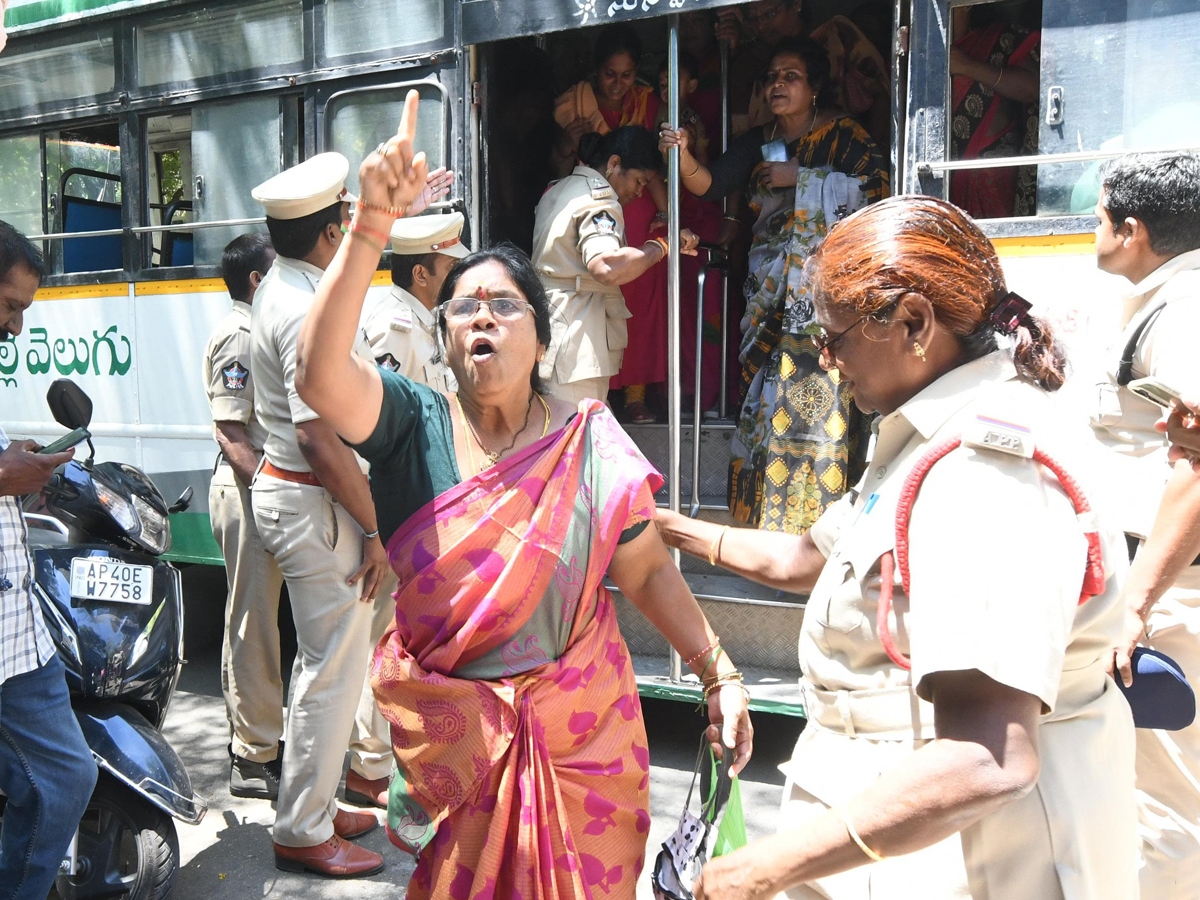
[761,138,788,163]
[1128,376,1184,409]
[36,427,89,454]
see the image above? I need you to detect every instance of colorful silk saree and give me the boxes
[372,401,660,899]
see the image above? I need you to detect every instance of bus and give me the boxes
[3,0,1198,716]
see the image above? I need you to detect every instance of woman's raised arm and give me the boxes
[296,90,430,444]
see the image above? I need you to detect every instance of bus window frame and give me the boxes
[313,0,456,70]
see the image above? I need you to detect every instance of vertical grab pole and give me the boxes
[718,35,731,419]
[667,17,683,684]
[691,261,707,518]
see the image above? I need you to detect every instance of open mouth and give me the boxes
[470,338,496,361]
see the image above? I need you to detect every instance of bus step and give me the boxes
[627,424,734,501]
[631,654,805,718]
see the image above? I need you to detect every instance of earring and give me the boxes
[913,341,927,362]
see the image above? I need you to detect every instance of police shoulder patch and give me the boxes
[376,353,401,373]
[222,362,249,391]
[962,414,1033,459]
[589,178,615,200]
[593,210,618,235]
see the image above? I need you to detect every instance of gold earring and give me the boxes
[913,341,927,362]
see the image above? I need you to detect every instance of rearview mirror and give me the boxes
[46,379,93,430]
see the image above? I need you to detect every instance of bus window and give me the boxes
[1037,0,1200,215]
[145,96,287,268]
[135,0,303,89]
[47,124,122,273]
[0,29,115,115]
[322,0,446,62]
[326,83,447,198]
[0,134,42,240]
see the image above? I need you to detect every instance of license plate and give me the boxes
[69,558,154,604]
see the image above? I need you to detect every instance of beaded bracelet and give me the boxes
[699,645,724,682]
[357,197,407,218]
[684,636,720,668]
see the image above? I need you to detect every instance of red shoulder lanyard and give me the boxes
[876,438,1107,671]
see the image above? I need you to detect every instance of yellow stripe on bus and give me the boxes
[35,283,130,301]
[135,278,228,295]
[992,233,1095,257]
[371,271,391,287]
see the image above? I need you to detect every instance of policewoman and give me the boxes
[655,197,1138,900]
[532,124,698,406]
[248,153,390,878]
[362,211,468,394]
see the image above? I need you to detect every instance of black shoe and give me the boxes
[231,753,281,800]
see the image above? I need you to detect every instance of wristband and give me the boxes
[363,528,380,540]
[357,198,406,218]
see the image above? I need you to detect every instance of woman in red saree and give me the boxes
[296,92,753,899]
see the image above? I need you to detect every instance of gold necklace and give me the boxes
[456,392,544,472]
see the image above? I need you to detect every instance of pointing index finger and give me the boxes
[397,89,420,144]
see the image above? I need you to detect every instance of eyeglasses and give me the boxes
[441,296,532,320]
[813,299,900,359]
[743,1,787,26]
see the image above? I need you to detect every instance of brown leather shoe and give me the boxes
[344,769,389,809]
[273,835,384,878]
[332,807,379,840]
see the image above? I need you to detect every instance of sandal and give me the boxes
[624,400,657,425]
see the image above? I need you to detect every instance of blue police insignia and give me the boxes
[594,211,618,236]
[222,362,249,390]
[377,353,401,373]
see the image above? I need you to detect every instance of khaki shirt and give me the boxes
[250,256,372,472]
[203,300,268,451]
[788,351,1136,900]
[532,165,631,384]
[1090,247,1200,537]
[362,286,455,393]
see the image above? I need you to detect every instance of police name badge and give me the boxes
[389,304,414,333]
[962,414,1033,458]
[222,362,249,391]
[594,211,618,236]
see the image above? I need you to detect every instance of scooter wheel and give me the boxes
[54,774,179,900]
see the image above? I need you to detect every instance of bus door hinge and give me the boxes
[471,82,482,107]
[896,25,910,58]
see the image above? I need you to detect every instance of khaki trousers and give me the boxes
[546,374,610,408]
[1136,571,1200,899]
[251,473,373,847]
[210,462,285,763]
[347,568,398,781]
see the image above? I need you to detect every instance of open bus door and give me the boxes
[469,1,807,717]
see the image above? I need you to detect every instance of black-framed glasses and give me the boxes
[813,298,901,358]
[440,297,532,320]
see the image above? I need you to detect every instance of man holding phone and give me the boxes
[1089,152,1200,898]
[0,221,97,900]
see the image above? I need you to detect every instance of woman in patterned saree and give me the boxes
[295,93,753,899]
[661,36,888,534]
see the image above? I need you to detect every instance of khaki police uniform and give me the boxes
[348,212,471,785]
[532,165,631,405]
[249,154,377,849]
[1090,247,1200,899]
[203,299,284,764]
[779,352,1137,900]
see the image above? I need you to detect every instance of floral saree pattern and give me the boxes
[728,118,886,534]
[372,402,660,899]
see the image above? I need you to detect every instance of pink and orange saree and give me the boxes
[372,402,661,899]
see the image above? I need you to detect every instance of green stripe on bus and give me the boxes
[163,511,223,566]
[635,679,806,718]
[6,0,142,28]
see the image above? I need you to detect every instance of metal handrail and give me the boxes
[918,144,1200,176]
[691,244,728,519]
[666,18,683,685]
[26,228,125,241]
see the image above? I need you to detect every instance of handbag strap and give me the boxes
[683,733,735,826]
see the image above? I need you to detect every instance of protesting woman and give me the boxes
[656,197,1137,899]
[295,92,752,900]
[661,36,887,535]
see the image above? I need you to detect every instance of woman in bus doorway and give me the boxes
[661,36,888,535]
[553,24,669,424]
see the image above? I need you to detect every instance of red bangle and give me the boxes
[350,219,391,247]
[644,236,669,257]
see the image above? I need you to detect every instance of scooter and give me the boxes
[20,378,206,900]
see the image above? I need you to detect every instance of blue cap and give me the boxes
[1116,647,1196,731]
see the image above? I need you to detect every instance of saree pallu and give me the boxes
[372,402,660,900]
[949,23,1040,219]
[728,119,885,534]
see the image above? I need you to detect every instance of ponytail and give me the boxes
[983,291,1067,392]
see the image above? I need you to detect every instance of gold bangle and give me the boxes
[708,524,730,566]
[348,229,386,256]
[839,808,886,863]
[683,157,701,178]
[991,67,1003,90]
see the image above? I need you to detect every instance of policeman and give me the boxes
[532,125,697,406]
[343,212,469,809]
[202,232,284,800]
[1090,152,1200,899]
[249,153,388,878]
[361,211,467,392]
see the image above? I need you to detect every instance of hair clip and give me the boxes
[987,291,1032,335]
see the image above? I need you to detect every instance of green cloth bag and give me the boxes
[710,753,748,857]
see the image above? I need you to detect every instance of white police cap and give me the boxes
[389,211,470,259]
[252,153,356,220]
